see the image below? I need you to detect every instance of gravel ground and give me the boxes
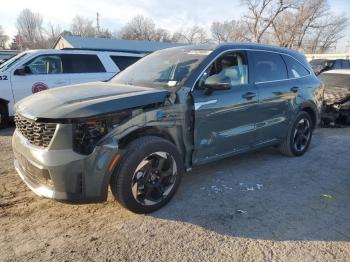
[1,126,350,261]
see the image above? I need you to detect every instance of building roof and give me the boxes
[53,35,180,54]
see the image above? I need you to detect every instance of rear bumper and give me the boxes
[12,129,119,202]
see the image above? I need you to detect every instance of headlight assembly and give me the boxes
[73,111,131,155]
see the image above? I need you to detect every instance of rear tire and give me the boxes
[0,103,9,129]
[110,136,183,213]
[279,111,313,157]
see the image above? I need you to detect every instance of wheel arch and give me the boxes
[119,126,173,146]
[299,101,319,129]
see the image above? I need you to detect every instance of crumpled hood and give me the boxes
[16,81,170,121]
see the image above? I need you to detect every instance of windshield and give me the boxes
[319,73,350,90]
[0,52,28,72]
[111,48,212,89]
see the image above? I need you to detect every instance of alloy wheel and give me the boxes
[131,152,177,206]
[293,118,311,152]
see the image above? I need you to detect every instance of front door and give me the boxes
[11,54,70,103]
[192,51,259,165]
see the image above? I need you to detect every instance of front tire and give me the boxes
[110,136,183,213]
[279,111,313,157]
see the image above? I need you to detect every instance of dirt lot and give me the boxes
[1,126,350,262]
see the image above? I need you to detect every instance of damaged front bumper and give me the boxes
[12,125,119,202]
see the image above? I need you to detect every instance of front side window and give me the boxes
[62,54,106,73]
[111,48,211,89]
[197,51,248,89]
[25,55,63,75]
[250,51,287,83]
[283,55,309,78]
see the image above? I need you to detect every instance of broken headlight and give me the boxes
[73,111,131,155]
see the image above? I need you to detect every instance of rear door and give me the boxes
[11,54,70,103]
[192,50,259,164]
[63,54,109,85]
[248,51,295,145]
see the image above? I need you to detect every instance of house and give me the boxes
[52,35,179,54]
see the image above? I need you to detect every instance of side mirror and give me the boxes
[14,66,31,76]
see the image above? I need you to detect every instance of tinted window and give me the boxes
[62,54,105,73]
[250,51,287,82]
[110,56,141,71]
[24,55,63,75]
[283,55,309,78]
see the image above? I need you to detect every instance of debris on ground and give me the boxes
[239,183,264,191]
[321,194,334,199]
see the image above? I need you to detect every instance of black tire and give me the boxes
[0,103,9,129]
[110,136,184,213]
[278,111,313,157]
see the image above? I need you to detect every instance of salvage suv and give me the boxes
[13,43,323,213]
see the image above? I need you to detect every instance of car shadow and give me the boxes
[150,131,350,241]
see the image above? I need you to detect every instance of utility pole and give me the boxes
[96,12,100,36]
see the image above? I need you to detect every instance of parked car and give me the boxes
[310,58,350,75]
[319,69,350,126]
[0,49,143,128]
[13,43,323,213]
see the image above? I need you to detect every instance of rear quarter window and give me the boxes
[250,51,288,83]
[282,55,310,78]
[62,54,106,73]
[110,56,141,71]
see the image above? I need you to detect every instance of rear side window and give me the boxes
[62,54,106,73]
[282,55,310,78]
[250,51,287,83]
[110,56,141,71]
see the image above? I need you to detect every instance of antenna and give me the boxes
[96,12,100,35]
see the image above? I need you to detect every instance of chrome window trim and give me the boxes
[191,48,311,91]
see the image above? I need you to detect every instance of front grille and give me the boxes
[15,114,57,147]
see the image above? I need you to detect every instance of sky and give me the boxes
[1,0,349,52]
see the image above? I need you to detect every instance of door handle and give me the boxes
[242,92,256,100]
[55,81,67,85]
[290,86,299,93]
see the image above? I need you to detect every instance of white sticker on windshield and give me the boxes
[168,81,177,87]
[188,50,212,56]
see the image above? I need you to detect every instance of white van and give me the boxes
[0,49,143,127]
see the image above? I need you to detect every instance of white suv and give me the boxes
[0,49,143,127]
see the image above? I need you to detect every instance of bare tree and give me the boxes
[270,0,348,52]
[0,26,9,49]
[118,15,156,41]
[16,8,46,49]
[242,0,295,43]
[71,15,96,37]
[173,26,210,44]
[211,20,248,43]
[118,15,172,42]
